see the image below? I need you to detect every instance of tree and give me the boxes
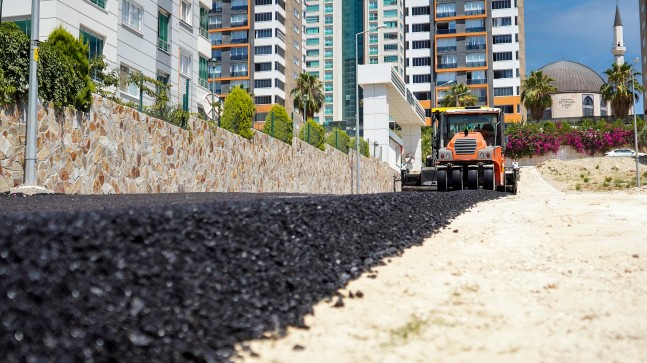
[325,128,350,153]
[261,104,292,144]
[600,62,644,118]
[0,23,30,106]
[299,118,325,150]
[440,82,477,107]
[291,73,324,120]
[221,85,254,139]
[89,55,120,101]
[38,26,95,112]
[349,137,370,157]
[520,70,557,121]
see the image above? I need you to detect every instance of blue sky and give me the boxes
[525,0,643,112]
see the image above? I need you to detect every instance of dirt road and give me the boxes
[236,167,647,363]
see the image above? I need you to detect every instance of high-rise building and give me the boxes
[249,0,288,124]
[405,0,525,123]
[303,0,405,126]
[638,0,646,112]
[3,0,212,114]
[404,1,434,125]
[209,0,252,96]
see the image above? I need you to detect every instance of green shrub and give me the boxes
[325,128,351,153]
[542,121,557,134]
[0,23,30,105]
[349,137,370,157]
[261,104,292,145]
[299,118,325,150]
[639,124,647,151]
[221,86,254,139]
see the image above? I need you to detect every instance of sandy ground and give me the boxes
[235,165,647,363]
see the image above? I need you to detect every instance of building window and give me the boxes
[494,87,513,97]
[493,34,512,44]
[383,9,397,18]
[180,51,192,76]
[492,0,511,9]
[493,69,513,79]
[158,11,170,52]
[231,30,248,43]
[119,64,140,97]
[384,55,398,63]
[306,38,320,46]
[89,0,106,9]
[255,12,272,22]
[231,14,247,27]
[256,29,272,38]
[465,1,485,15]
[411,6,430,15]
[255,0,272,5]
[466,53,486,67]
[493,17,512,27]
[384,44,398,51]
[79,29,104,60]
[493,52,513,61]
[180,1,192,25]
[436,38,456,52]
[412,57,431,66]
[255,45,272,55]
[255,96,272,104]
[306,49,319,57]
[199,7,209,36]
[231,47,248,61]
[412,23,430,32]
[412,40,431,49]
[436,3,456,17]
[254,79,272,88]
[583,95,594,117]
[230,63,248,77]
[466,36,486,50]
[255,62,272,72]
[122,0,143,32]
[306,27,320,35]
[413,74,431,83]
[465,19,485,32]
[199,57,208,88]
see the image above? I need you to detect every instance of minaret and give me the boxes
[612,3,626,65]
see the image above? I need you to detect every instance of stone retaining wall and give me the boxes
[0,97,399,194]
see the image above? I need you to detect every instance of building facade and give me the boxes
[4,0,212,114]
[638,0,646,113]
[404,0,525,123]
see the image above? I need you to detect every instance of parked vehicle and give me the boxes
[604,149,646,157]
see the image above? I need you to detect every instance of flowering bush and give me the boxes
[505,122,636,158]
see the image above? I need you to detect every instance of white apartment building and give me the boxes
[491,0,524,121]
[364,0,406,78]
[3,0,212,114]
[252,0,288,123]
[404,0,433,125]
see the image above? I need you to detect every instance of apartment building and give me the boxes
[3,0,213,114]
[639,0,647,112]
[404,0,524,123]
[404,0,434,125]
[302,0,405,126]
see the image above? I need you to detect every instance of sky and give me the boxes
[525,0,644,112]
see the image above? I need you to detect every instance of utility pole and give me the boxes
[12,0,52,194]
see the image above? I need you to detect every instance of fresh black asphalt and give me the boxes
[0,191,503,362]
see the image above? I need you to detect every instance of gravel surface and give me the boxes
[0,190,502,362]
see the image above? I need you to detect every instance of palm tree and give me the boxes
[291,73,324,120]
[600,62,644,118]
[440,82,478,107]
[520,70,557,121]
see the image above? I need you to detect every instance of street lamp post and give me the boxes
[24,0,40,186]
[632,58,641,187]
[208,57,218,125]
[355,24,387,194]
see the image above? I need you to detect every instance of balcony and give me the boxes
[231,55,248,61]
[199,27,208,38]
[436,11,456,18]
[199,78,209,89]
[436,80,456,86]
[158,38,170,52]
[437,63,457,69]
[231,5,248,11]
[436,46,457,52]
[230,20,248,27]
[231,38,248,44]
[465,27,485,32]
[465,44,486,50]
[230,71,248,77]
[466,61,486,67]
[467,78,487,85]
[436,29,456,34]
[464,9,485,15]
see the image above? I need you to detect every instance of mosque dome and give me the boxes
[538,61,605,93]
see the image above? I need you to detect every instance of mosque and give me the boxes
[534,4,626,120]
